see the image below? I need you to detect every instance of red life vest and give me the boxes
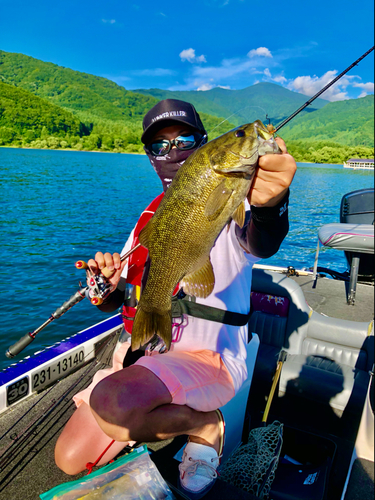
[121,193,164,333]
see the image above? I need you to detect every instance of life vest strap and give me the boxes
[171,294,250,327]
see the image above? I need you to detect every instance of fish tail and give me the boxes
[131,307,172,351]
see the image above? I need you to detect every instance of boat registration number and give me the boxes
[32,349,85,391]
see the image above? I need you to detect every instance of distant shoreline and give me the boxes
[0,145,144,155]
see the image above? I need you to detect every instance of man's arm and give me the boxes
[235,190,289,258]
[236,136,296,258]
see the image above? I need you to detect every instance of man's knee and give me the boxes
[90,365,171,431]
[55,436,86,475]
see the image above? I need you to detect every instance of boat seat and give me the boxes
[279,312,374,412]
[279,355,370,412]
[249,270,374,415]
[316,223,374,304]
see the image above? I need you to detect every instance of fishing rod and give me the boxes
[5,244,141,358]
[5,47,374,359]
[274,45,374,133]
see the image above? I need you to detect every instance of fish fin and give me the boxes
[204,181,233,221]
[131,307,172,351]
[138,220,152,249]
[231,201,246,228]
[181,258,215,298]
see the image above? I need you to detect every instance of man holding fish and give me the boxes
[55,99,296,498]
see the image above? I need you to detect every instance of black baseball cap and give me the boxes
[141,99,206,145]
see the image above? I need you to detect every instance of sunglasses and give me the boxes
[147,133,206,156]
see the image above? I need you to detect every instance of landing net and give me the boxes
[219,421,283,499]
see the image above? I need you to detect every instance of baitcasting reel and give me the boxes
[75,244,141,306]
[75,260,115,306]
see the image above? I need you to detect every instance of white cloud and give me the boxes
[248,47,272,58]
[273,75,287,83]
[262,68,287,84]
[102,19,116,24]
[180,48,207,64]
[197,83,214,91]
[169,43,369,100]
[197,83,231,91]
[287,70,351,101]
[358,91,368,98]
[353,82,374,92]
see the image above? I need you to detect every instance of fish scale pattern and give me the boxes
[131,121,280,349]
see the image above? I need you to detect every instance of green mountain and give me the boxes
[0,49,373,162]
[0,50,234,152]
[0,50,159,122]
[133,83,329,127]
[0,81,88,146]
[281,95,374,147]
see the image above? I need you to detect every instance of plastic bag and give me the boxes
[40,446,175,500]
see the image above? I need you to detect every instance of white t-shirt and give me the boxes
[121,204,259,394]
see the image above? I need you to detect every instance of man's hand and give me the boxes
[248,137,297,207]
[88,252,127,289]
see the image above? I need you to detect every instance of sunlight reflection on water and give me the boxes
[0,150,373,369]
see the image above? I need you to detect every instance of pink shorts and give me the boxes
[73,341,235,412]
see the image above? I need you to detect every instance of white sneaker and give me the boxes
[178,410,225,499]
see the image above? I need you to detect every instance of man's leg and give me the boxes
[55,402,131,475]
[90,364,222,452]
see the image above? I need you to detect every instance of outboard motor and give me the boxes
[340,188,374,281]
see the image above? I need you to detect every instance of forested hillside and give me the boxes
[0,81,89,147]
[0,50,159,121]
[0,51,234,152]
[280,95,374,163]
[0,50,373,162]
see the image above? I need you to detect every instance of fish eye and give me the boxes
[235,130,245,138]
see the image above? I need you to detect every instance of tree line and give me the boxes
[1,78,373,162]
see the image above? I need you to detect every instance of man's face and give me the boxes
[149,124,196,145]
[146,124,201,191]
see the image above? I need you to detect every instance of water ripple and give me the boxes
[0,150,373,370]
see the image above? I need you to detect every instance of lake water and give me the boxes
[0,148,373,371]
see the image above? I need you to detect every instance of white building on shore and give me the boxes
[343,158,374,170]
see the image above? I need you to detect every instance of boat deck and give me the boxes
[290,274,374,323]
[0,276,373,500]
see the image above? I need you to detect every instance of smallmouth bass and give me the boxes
[131,120,281,350]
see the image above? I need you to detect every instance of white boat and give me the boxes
[343,159,374,170]
[0,189,373,500]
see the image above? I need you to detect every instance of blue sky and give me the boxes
[0,0,374,101]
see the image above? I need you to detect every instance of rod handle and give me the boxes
[101,243,142,279]
[101,266,115,279]
[6,334,35,359]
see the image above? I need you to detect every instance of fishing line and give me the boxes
[209,46,374,136]
[208,104,268,136]
[274,45,374,133]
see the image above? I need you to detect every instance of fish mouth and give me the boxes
[257,137,281,155]
[230,149,259,163]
